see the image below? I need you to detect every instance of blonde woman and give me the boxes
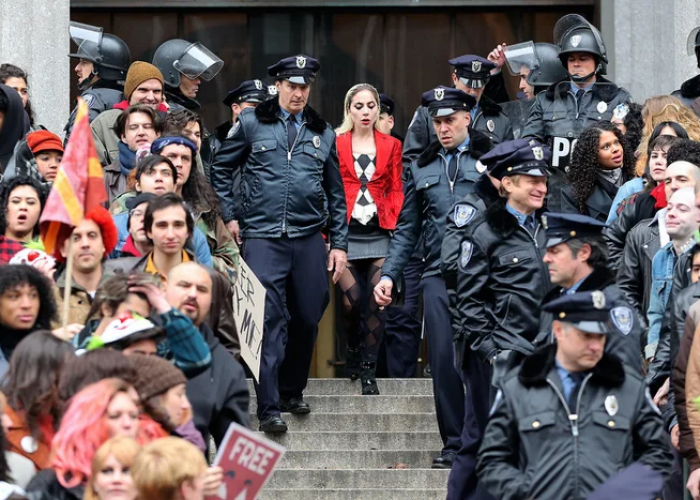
[335,84,403,395]
[84,437,140,500]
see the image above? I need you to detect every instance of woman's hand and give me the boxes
[202,466,223,497]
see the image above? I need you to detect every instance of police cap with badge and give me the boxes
[421,86,476,117]
[268,54,320,84]
[379,94,395,116]
[448,55,496,89]
[223,79,268,107]
[478,138,551,180]
[543,290,615,335]
[541,212,607,248]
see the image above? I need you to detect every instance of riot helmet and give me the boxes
[686,27,700,67]
[152,39,223,89]
[68,22,131,90]
[526,43,568,88]
[554,14,608,83]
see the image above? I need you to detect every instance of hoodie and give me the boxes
[0,84,26,172]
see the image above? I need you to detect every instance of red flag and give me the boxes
[40,98,107,258]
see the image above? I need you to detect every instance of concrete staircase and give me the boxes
[250,378,449,500]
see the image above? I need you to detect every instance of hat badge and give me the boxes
[471,60,482,73]
[268,85,278,95]
[254,79,263,90]
[434,88,445,101]
[570,35,582,48]
[532,146,544,161]
[296,56,307,69]
[591,290,606,310]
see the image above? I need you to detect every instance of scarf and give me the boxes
[118,141,137,177]
[650,183,668,209]
[597,167,623,187]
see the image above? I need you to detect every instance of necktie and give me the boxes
[567,372,585,411]
[287,114,298,151]
[575,89,585,108]
[447,149,459,181]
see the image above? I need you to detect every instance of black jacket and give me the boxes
[605,191,659,271]
[615,217,660,327]
[381,131,491,283]
[201,120,233,181]
[671,74,700,109]
[164,87,201,111]
[441,174,500,334]
[454,198,551,360]
[210,97,348,251]
[186,323,251,446]
[0,84,26,172]
[561,175,626,223]
[536,267,643,372]
[64,81,124,141]
[26,469,84,500]
[477,346,673,500]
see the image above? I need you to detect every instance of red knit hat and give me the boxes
[85,206,119,256]
[26,130,64,154]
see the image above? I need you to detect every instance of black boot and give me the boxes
[345,346,361,381]
[361,361,380,395]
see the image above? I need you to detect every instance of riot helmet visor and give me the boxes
[173,43,223,81]
[687,27,700,55]
[504,41,538,76]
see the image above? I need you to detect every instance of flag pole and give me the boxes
[61,233,75,331]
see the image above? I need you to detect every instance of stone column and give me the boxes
[601,0,700,101]
[0,0,70,135]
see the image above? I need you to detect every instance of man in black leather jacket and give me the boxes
[477,291,673,500]
[211,54,348,433]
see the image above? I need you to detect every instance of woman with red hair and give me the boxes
[24,378,166,500]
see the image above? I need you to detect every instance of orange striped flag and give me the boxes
[40,98,107,258]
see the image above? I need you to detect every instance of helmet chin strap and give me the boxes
[569,71,596,84]
[77,70,98,92]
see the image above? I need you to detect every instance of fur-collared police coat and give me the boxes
[210,96,349,251]
[452,198,551,361]
[476,346,673,500]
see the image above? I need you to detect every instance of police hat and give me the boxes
[448,55,495,89]
[543,290,614,334]
[267,54,320,85]
[421,86,476,118]
[379,94,395,115]
[223,79,268,107]
[542,212,607,249]
[479,138,551,180]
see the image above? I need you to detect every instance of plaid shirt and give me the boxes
[157,309,212,373]
[0,237,26,264]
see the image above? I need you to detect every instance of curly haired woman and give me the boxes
[562,121,636,221]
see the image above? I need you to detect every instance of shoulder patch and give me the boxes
[610,306,633,336]
[459,240,474,270]
[453,204,476,228]
[488,389,504,417]
[82,94,95,107]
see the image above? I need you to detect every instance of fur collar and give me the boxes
[473,173,500,207]
[544,76,622,101]
[483,197,546,237]
[478,94,503,115]
[255,96,328,134]
[214,120,233,142]
[680,74,700,98]
[518,345,626,387]
[416,128,492,167]
[541,266,614,304]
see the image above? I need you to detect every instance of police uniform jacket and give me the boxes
[380,130,491,283]
[64,81,124,139]
[210,97,349,251]
[672,75,700,109]
[200,120,233,182]
[476,346,673,500]
[454,198,551,360]
[522,76,632,142]
[536,267,643,373]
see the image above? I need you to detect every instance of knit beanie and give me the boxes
[130,354,187,401]
[124,62,165,102]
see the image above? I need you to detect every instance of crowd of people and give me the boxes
[3,10,700,500]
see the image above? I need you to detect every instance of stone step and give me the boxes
[260,431,442,451]
[251,412,439,432]
[266,468,450,489]
[258,488,447,500]
[278,450,438,469]
[252,395,435,414]
[247,378,433,396]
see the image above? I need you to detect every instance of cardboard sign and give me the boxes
[232,259,266,381]
[207,423,285,500]
[550,136,578,171]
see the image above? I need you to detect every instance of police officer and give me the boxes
[202,79,269,173]
[377,93,404,142]
[374,86,491,467]
[522,14,632,211]
[672,27,700,107]
[211,54,348,433]
[65,22,131,139]
[404,55,513,162]
[446,138,551,500]
[477,291,673,500]
[152,39,223,112]
[538,213,643,371]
